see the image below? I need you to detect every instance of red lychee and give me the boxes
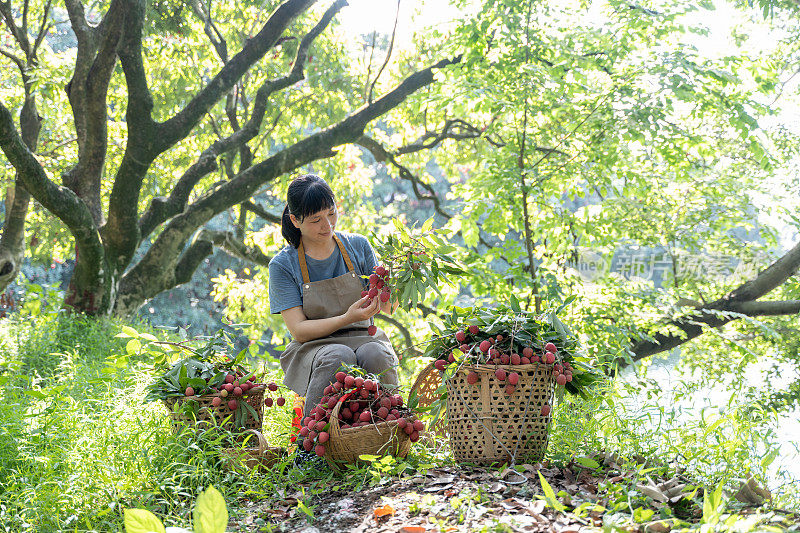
[455,330,466,343]
[544,342,557,353]
[368,325,378,336]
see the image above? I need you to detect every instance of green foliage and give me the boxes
[371,217,466,311]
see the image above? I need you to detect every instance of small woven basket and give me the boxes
[323,397,412,470]
[445,363,555,465]
[219,429,285,470]
[163,386,265,433]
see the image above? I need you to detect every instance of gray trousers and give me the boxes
[304,341,399,417]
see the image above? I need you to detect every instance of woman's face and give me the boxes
[291,205,338,243]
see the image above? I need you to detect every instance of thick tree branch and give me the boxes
[242,201,282,224]
[116,56,460,316]
[0,99,103,295]
[156,0,317,152]
[66,0,125,224]
[137,0,345,240]
[625,242,800,366]
[197,229,272,266]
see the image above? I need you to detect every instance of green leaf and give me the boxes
[538,471,566,512]
[574,456,600,469]
[124,509,165,533]
[126,339,142,355]
[193,486,228,533]
[121,325,140,338]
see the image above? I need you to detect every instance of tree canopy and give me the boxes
[2,0,800,406]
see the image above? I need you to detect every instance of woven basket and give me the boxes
[219,429,285,470]
[445,363,555,465]
[323,396,412,470]
[163,385,265,433]
[410,361,447,438]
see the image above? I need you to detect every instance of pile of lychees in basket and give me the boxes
[433,324,575,396]
[297,369,425,457]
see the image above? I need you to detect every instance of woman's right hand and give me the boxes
[344,296,380,324]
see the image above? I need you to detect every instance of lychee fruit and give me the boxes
[544,342,557,353]
[455,330,466,343]
[268,382,278,391]
[556,374,567,386]
[318,431,330,443]
[336,371,346,383]
[479,340,491,353]
[211,396,222,407]
[227,399,238,410]
[510,353,521,365]
[277,396,286,406]
[265,397,274,407]
[315,445,326,457]
[467,371,479,385]
[380,290,390,302]
[344,375,355,388]
[434,359,446,371]
[468,325,479,335]
[495,368,507,381]
[508,372,520,386]
[368,325,378,336]
[185,387,195,396]
[522,347,534,357]
[541,404,552,416]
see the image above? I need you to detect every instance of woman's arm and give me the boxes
[281,296,381,343]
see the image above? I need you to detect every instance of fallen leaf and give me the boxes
[486,482,506,493]
[373,504,394,518]
[734,477,772,505]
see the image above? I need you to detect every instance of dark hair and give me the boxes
[281,174,336,248]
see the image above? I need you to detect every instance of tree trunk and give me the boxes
[0,94,40,293]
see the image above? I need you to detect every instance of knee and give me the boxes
[313,344,357,370]
[356,341,398,368]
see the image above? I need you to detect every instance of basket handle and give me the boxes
[244,429,268,454]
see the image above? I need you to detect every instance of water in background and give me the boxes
[622,349,800,493]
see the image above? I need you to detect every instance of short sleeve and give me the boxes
[268,256,302,314]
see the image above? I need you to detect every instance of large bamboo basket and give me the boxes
[163,385,265,433]
[445,363,555,465]
[323,398,412,470]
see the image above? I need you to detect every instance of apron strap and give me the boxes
[297,233,356,284]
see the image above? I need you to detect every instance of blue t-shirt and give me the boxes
[268,231,378,314]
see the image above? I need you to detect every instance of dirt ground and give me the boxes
[227,455,800,533]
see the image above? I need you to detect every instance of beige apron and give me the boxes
[280,233,392,395]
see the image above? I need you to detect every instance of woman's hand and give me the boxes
[344,296,380,324]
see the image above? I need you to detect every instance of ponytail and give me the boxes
[280,174,336,248]
[281,205,302,249]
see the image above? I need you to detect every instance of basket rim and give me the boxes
[447,362,553,375]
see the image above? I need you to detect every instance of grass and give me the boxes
[0,312,797,532]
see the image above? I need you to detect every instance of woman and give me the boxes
[268,174,399,419]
